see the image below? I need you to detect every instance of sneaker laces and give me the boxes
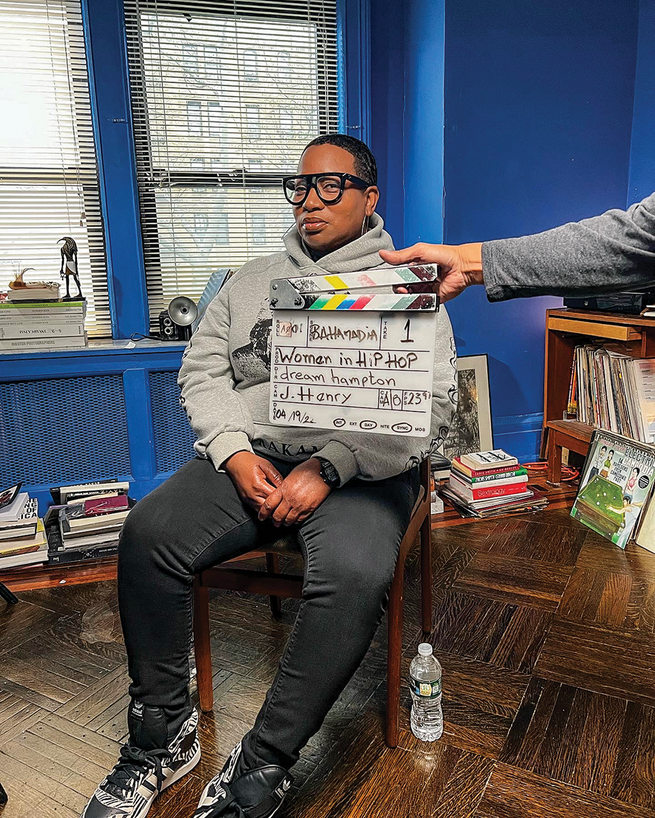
[104,745,172,797]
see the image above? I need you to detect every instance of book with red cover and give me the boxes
[448,473,531,501]
[452,456,523,479]
[84,495,130,516]
[450,465,528,486]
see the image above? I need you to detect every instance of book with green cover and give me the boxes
[571,430,655,548]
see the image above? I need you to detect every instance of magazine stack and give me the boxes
[0,487,47,570]
[0,297,87,352]
[45,480,132,564]
[568,345,655,443]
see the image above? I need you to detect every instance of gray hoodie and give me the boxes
[178,213,457,484]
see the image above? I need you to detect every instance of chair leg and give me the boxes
[386,561,404,749]
[266,553,283,619]
[193,577,214,713]
[420,513,432,636]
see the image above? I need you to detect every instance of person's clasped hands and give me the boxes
[224,452,331,527]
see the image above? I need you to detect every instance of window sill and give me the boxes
[0,338,187,362]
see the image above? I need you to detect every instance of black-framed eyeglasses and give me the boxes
[282,172,370,206]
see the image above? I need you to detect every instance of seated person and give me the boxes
[82,134,456,818]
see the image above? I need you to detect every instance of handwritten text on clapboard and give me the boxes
[269,310,436,437]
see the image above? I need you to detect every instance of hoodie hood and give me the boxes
[283,212,394,274]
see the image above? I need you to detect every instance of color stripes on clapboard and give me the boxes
[291,264,437,294]
[304,293,437,311]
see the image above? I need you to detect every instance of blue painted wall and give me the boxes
[369,0,406,241]
[371,0,446,247]
[403,0,445,246]
[628,0,655,206]
[442,0,640,460]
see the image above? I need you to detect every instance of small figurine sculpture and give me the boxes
[8,267,60,297]
[59,236,84,300]
[9,267,37,288]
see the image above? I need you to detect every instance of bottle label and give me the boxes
[410,676,441,698]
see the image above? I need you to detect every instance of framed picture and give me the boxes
[442,354,493,462]
[571,429,655,549]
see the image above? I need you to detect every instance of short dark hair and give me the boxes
[302,133,378,186]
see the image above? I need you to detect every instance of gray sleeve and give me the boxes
[177,284,255,470]
[482,192,655,302]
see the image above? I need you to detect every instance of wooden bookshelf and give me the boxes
[542,308,655,484]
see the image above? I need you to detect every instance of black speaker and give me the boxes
[564,291,655,315]
[158,297,198,341]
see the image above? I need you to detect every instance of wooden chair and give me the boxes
[192,458,432,748]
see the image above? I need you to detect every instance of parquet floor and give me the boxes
[1,509,655,817]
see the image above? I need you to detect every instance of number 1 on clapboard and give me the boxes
[401,318,414,343]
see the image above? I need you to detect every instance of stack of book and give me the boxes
[46,480,131,564]
[0,492,48,570]
[568,345,655,443]
[0,298,87,352]
[442,449,548,518]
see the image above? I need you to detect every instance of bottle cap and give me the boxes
[418,643,433,657]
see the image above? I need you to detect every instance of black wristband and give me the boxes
[315,456,340,488]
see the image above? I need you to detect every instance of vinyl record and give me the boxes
[168,296,198,326]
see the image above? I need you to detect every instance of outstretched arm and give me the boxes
[381,192,655,303]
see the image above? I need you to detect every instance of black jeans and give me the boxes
[118,456,419,771]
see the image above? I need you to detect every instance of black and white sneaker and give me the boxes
[81,704,200,818]
[193,741,292,818]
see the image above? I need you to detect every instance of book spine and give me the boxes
[453,459,522,478]
[457,473,529,487]
[452,466,527,483]
[567,353,578,416]
[48,544,118,562]
[0,335,87,350]
[0,305,85,316]
[0,525,38,540]
[0,322,85,339]
[450,475,527,499]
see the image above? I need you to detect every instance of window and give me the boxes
[194,214,209,233]
[124,0,339,330]
[243,49,258,81]
[208,102,223,140]
[204,46,220,82]
[183,45,198,78]
[0,0,110,336]
[186,101,202,135]
[250,214,266,245]
[215,213,229,245]
[279,109,294,133]
[278,51,291,78]
[246,105,260,138]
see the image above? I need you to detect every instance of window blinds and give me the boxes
[0,0,110,336]
[123,0,339,331]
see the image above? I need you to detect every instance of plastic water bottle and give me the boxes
[409,643,443,741]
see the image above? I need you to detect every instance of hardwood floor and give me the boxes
[1,510,654,817]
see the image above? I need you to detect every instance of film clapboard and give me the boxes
[269,266,439,438]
